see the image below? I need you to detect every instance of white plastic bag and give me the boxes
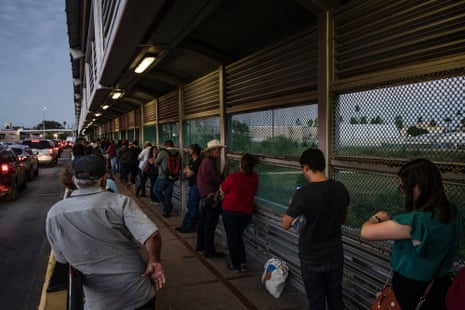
[291,214,306,234]
[261,257,289,298]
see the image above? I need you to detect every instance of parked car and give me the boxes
[9,144,39,180]
[0,145,28,201]
[22,139,58,166]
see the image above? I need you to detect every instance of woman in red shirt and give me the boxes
[221,153,259,272]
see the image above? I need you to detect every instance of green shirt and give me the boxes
[391,209,461,281]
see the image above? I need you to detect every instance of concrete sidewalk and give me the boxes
[41,179,307,309]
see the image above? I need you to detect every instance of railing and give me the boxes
[216,205,393,310]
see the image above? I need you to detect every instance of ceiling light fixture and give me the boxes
[111,90,124,100]
[134,55,157,74]
[95,112,102,117]
[102,104,110,110]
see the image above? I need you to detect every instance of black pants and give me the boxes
[393,271,451,310]
[196,199,220,254]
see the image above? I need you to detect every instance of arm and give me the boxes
[281,214,294,230]
[141,231,165,291]
[360,211,412,240]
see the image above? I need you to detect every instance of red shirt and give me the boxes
[221,171,258,215]
[107,144,115,158]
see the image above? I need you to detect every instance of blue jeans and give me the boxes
[136,168,148,195]
[299,257,345,310]
[147,167,159,202]
[182,185,200,230]
[153,178,174,214]
[222,210,251,267]
[110,157,117,174]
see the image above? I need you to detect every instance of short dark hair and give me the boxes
[299,148,325,171]
[190,144,201,155]
[164,140,174,147]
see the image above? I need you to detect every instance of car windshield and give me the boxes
[10,148,22,155]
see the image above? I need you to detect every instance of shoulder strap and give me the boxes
[417,219,458,309]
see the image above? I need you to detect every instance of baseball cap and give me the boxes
[74,155,106,180]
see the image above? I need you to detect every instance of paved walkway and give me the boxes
[41,177,307,309]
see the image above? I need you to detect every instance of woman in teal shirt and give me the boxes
[361,158,461,309]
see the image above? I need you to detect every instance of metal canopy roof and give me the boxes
[66,0,344,129]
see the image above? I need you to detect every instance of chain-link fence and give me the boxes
[183,117,220,150]
[229,105,318,158]
[335,76,465,162]
[334,75,465,261]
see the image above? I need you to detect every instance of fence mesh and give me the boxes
[229,105,318,158]
[335,76,465,162]
[334,75,465,261]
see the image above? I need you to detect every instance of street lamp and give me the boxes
[42,106,47,137]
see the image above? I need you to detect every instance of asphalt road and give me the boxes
[0,150,71,310]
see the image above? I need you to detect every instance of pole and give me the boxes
[42,106,47,137]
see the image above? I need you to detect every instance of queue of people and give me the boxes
[50,138,461,309]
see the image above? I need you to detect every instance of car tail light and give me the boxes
[1,163,9,175]
[18,155,27,161]
[49,148,54,155]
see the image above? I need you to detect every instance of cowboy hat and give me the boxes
[203,139,226,152]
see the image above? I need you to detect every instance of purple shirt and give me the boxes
[196,156,223,197]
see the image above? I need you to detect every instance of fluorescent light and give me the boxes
[102,104,110,110]
[112,91,123,99]
[134,56,156,74]
[95,112,102,117]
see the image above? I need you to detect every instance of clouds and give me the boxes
[0,0,73,128]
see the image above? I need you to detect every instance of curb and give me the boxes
[38,251,56,310]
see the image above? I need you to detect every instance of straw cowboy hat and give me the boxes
[203,139,226,152]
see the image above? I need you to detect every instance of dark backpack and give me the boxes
[164,150,180,181]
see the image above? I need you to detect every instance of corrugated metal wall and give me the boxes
[183,71,220,119]
[158,92,179,124]
[225,30,318,114]
[333,0,465,91]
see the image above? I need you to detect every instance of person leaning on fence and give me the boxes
[360,158,461,310]
[282,148,350,310]
[45,154,165,309]
[153,140,179,217]
[221,153,259,272]
[196,139,231,258]
[176,143,202,233]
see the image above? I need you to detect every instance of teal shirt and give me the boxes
[391,209,461,281]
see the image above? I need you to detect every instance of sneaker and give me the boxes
[227,263,238,271]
